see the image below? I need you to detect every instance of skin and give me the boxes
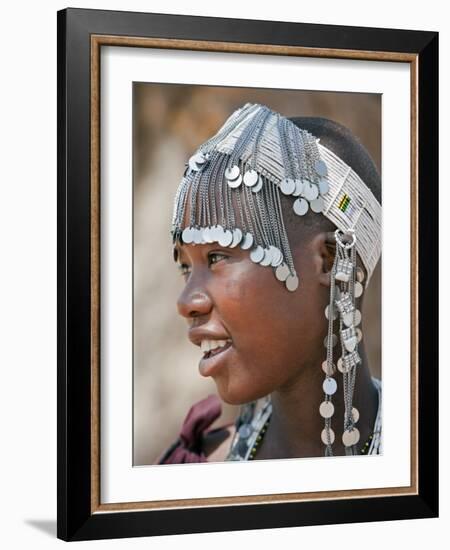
[173,196,379,460]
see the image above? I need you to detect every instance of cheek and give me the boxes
[213,263,311,397]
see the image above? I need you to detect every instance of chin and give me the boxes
[213,375,268,406]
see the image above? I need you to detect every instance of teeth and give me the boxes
[200,339,231,354]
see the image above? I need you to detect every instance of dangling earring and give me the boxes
[321,229,364,456]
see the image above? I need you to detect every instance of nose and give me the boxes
[177,281,213,320]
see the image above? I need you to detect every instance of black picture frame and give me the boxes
[57,7,438,542]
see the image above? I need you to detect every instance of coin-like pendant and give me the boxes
[303,182,319,201]
[251,176,263,193]
[250,245,265,263]
[354,281,363,298]
[322,360,336,376]
[321,427,335,445]
[319,401,335,418]
[343,312,354,327]
[229,228,243,248]
[292,179,304,196]
[323,377,337,396]
[240,232,254,250]
[325,304,338,320]
[315,159,328,177]
[228,174,242,188]
[310,196,324,213]
[218,229,233,247]
[191,228,201,244]
[182,227,193,244]
[351,407,360,423]
[259,248,273,266]
[212,225,223,242]
[280,177,296,195]
[342,428,360,447]
[202,226,211,243]
[285,273,299,291]
[225,165,240,181]
[324,334,337,348]
[275,263,290,282]
[318,178,329,195]
[269,246,283,267]
[337,357,347,373]
[243,169,259,187]
[293,198,309,216]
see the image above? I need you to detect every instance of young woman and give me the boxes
[156,102,382,464]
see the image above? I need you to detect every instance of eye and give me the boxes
[176,252,228,278]
[208,252,228,266]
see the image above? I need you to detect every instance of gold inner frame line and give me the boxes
[90,34,419,514]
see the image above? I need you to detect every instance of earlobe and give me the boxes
[318,270,332,287]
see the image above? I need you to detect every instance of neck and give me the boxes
[256,341,379,459]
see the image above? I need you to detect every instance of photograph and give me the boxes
[132,86,382,466]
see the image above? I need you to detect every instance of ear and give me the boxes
[309,232,335,287]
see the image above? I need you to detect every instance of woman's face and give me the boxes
[174,231,330,405]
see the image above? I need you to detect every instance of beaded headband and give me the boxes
[171,102,381,290]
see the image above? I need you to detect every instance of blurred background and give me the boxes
[133,84,381,465]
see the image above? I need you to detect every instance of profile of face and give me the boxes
[174,206,333,406]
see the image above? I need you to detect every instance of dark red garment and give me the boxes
[156,394,227,464]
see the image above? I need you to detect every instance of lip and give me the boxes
[198,341,233,377]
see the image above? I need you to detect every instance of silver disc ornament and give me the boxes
[280,177,296,195]
[218,229,233,247]
[182,226,194,244]
[315,159,328,177]
[240,232,254,250]
[250,245,265,263]
[318,178,329,195]
[259,248,273,266]
[269,246,283,267]
[203,226,214,243]
[354,281,364,298]
[310,196,324,213]
[321,427,335,445]
[323,377,337,396]
[193,228,203,244]
[275,263,290,282]
[251,175,263,193]
[293,198,309,216]
[227,174,242,189]
[229,228,243,248]
[285,273,299,292]
[211,225,224,242]
[319,401,335,418]
[342,428,360,447]
[243,169,259,187]
[292,179,304,196]
[225,165,240,181]
[303,182,319,201]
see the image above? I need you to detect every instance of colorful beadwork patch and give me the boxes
[338,193,351,212]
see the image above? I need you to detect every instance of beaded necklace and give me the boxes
[248,413,376,459]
